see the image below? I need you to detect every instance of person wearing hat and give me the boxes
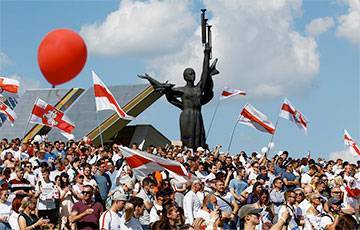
[238,204,262,229]
[319,197,342,229]
[304,193,323,229]
[99,191,128,230]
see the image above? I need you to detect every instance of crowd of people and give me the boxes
[0,137,358,230]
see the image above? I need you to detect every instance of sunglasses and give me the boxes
[295,193,304,196]
[82,191,92,195]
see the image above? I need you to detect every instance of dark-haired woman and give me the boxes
[247,182,263,204]
[151,203,181,230]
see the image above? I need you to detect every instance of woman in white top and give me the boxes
[58,173,75,230]
[195,194,220,230]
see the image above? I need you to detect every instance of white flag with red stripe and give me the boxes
[344,129,360,156]
[30,98,75,134]
[92,71,133,120]
[238,104,275,134]
[220,87,246,100]
[119,146,189,177]
[279,98,308,135]
[0,102,16,125]
[0,77,19,94]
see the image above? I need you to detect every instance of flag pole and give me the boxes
[206,99,221,139]
[22,97,39,144]
[227,118,239,153]
[95,111,104,147]
[267,116,280,156]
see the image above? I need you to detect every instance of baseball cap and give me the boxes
[310,193,321,201]
[239,204,262,219]
[112,191,129,201]
[327,197,342,206]
[197,147,205,152]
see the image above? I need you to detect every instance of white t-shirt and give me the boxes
[37,180,58,210]
[14,151,29,161]
[99,209,122,230]
[83,177,97,188]
[320,214,334,230]
[0,201,12,221]
[8,211,19,230]
[301,173,312,185]
[24,173,37,186]
[120,216,142,230]
[149,203,162,224]
[183,190,201,224]
[195,209,216,229]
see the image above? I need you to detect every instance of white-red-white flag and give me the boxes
[0,102,16,125]
[0,77,19,94]
[92,71,133,120]
[279,98,309,135]
[119,146,189,177]
[344,129,360,156]
[220,87,246,100]
[238,104,276,134]
[30,98,75,134]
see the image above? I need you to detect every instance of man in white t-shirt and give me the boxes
[183,180,202,224]
[99,191,128,230]
[0,189,11,229]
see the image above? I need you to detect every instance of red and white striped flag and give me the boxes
[119,146,189,177]
[344,129,360,156]
[220,87,246,100]
[238,104,275,134]
[279,98,308,135]
[92,71,133,120]
[0,77,19,94]
[0,102,16,125]
[30,98,75,134]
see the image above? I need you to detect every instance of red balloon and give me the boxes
[38,29,87,86]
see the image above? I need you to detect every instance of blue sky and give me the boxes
[0,0,359,161]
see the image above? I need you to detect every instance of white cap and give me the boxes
[112,191,129,201]
[197,147,205,152]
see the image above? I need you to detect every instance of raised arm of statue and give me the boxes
[138,74,174,94]
[197,44,211,92]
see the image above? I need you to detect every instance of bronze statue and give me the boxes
[139,9,219,149]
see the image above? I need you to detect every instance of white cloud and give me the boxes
[149,0,319,98]
[336,0,360,44]
[330,148,359,163]
[82,0,320,98]
[80,0,196,56]
[8,74,41,96]
[0,52,12,71]
[0,52,41,96]
[306,17,335,37]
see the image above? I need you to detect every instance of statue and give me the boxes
[139,9,219,149]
